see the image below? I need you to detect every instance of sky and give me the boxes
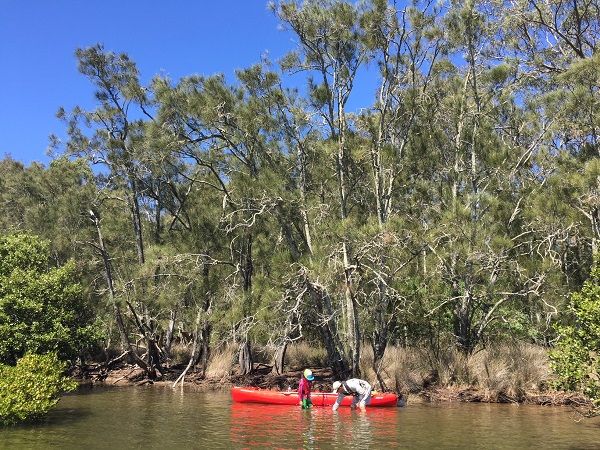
[1,1,365,166]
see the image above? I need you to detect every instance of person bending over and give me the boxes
[331,379,372,412]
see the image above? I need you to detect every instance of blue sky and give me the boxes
[0,1,323,166]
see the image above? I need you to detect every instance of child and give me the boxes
[298,368,314,409]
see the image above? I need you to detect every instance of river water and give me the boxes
[1,386,599,449]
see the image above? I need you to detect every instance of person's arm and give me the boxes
[332,393,344,411]
[358,382,372,410]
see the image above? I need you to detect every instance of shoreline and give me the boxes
[73,363,590,408]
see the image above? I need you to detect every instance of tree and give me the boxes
[357,0,445,388]
[276,0,369,377]
[0,157,98,264]
[8,0,593,387]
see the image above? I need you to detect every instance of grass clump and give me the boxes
[205,344,237,379]
[285,342,328,370]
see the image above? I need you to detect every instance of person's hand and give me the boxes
[358,401,366,412]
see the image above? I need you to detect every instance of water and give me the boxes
[1,386,599,449]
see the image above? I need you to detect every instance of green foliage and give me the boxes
[0,234,48,275]
[0,234,98,364]
[550,258,600,406]
[0,353,76,426]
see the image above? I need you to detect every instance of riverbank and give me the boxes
[73,362,590,409]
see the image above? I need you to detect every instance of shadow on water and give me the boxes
[0,403,92,431]
[14,384,125,429]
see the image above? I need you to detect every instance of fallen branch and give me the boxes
[105,351,129,369]
[112,367,138,385]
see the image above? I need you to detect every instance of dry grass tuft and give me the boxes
[467,342,550,400]
[285,342,328,370]
[380,346,431,392]
[169,343,192,366]
[358,345,431,392]
[206,344,237,379]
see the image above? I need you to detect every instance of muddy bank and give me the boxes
[72,363,590,408]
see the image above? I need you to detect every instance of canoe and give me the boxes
[231,386,398,407]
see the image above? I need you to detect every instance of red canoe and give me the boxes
[231,386,398,407]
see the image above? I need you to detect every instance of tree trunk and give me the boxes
[199,323,212,376]
[128,178,145,265]
[164,309,176,362]
[172,308,202,388]
[238,340,253,375]
[238,231,254,375]
[90,210,133,363]
[372,338,388,392]
[453,286,473,353]
[343,243,361,377]
[305,274,350,379]
[273,341,288,375]
[126,300,164,379]
[147,338,162,379]
[154,192,162,245]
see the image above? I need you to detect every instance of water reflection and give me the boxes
[230,402,400,448]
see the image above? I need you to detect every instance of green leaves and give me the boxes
[0,234,98,365]
[551,258,600,407]
[0,235,49,276]
[0,353,76,426]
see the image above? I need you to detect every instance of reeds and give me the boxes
[198,339,550,400]
[467,342,550,401]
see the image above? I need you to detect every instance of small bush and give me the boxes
[0,234,98,365]
[0,353,77,426]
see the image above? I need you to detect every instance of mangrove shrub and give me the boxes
[551,257,600,407]
[0,353,77,426]
[0,234,98,364]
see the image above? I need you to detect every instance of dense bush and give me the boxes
[550,257,600,407]
[0,234,98,364]
[0,353,76,425]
